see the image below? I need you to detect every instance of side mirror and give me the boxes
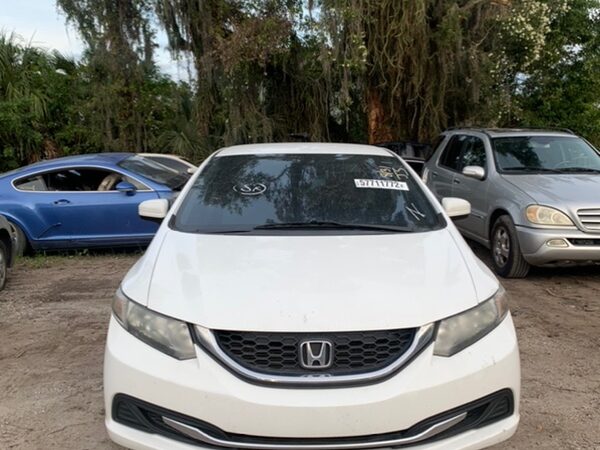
[139,199,169,222]
[442,197,471,220]
[186,167,197,175]
[116,181,136,195]
[462,165,485,180]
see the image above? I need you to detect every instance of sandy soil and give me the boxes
[0,248,599,450]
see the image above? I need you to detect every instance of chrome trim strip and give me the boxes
[162,412,466,450]
[194,324,435,387]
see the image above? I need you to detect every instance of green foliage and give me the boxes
[0,32,198,172]
[514,0,600,145]
[0,0,599,174]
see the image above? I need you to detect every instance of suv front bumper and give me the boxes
[104,314,520,450]
[516,226,600,265]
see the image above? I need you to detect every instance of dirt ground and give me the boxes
[0,246,599,450]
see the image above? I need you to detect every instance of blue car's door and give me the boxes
[13,166,162,247]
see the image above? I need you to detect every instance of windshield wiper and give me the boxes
[502,167,563,174]
[555,167,600,174]
[254,220,412,232]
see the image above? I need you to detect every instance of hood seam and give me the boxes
[143,230,170,305]
[499,175,538,204]
[446,228,484,303]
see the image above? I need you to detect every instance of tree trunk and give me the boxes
[366,88,393,144]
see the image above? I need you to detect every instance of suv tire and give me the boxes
[491,215,530,278]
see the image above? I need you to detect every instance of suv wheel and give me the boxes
[491,215,530,278]
[0,240,7,291]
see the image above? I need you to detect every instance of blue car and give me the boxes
[0,153,189,252]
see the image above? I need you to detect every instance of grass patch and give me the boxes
[16,248,144,269]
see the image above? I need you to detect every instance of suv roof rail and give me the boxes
[518,126,575,134]
[444,126,487,131]
[442,126,492,138]
[443,126,575,135]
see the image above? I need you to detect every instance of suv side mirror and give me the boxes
[462,165,485,180]
[442,197,471,220]
[116,181,137,195]
[139,199,169,222]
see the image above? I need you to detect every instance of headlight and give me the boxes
[112,288,196,360]
[526,205,573,226]
[433,287,509,357]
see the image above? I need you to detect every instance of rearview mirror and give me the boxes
[139,199,169,222]
[442,197,471,220]
[462,165,485,180]
[116,181,136,195]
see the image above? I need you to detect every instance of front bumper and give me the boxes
[516,226,600,265]
[104,315,520,450]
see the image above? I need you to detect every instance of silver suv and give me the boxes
[423,128,600,278]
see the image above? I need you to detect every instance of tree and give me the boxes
[0,33,73,168]
[515,0,600,144]
[57,0,158,151]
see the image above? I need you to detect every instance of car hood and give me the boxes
[126,228,496,332]
[502,174,600,206]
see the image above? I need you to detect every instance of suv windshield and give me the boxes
[174,153,443,233]
[118,155,189,190]
[493,136,600,173]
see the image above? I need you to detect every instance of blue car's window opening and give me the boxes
[174,153,443,234]
[15,175,47,191]
[119,155,189,190]
[14,168,148,192]
[493,136,600,172]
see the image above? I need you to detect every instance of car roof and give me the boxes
[1,153,134,178]
[444,127,576,138]
[216,143,393,157]
[139,153,184,159]
[37,152,133,166]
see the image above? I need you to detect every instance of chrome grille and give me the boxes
[577,208,600,232]
[213,329,416,376]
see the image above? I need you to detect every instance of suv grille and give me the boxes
[577,208,600,232]
[213,329,416,376]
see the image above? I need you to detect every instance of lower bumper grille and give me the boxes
[113,389,514,449]
[568,238,600,246]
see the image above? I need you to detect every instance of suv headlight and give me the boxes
[434,287,509,357]
[526,205,574,226]
[112,288,196,360]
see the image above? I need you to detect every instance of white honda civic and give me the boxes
[104,143,520,450]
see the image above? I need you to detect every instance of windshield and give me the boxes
[118,155,189,189]
[493,136,600,173]
[144,155,192,173]
[173,153,443,234]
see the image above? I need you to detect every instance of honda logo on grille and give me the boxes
[299,340,333,369]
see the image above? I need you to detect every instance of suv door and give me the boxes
[451,135,489,240]
[428,135,466,198]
